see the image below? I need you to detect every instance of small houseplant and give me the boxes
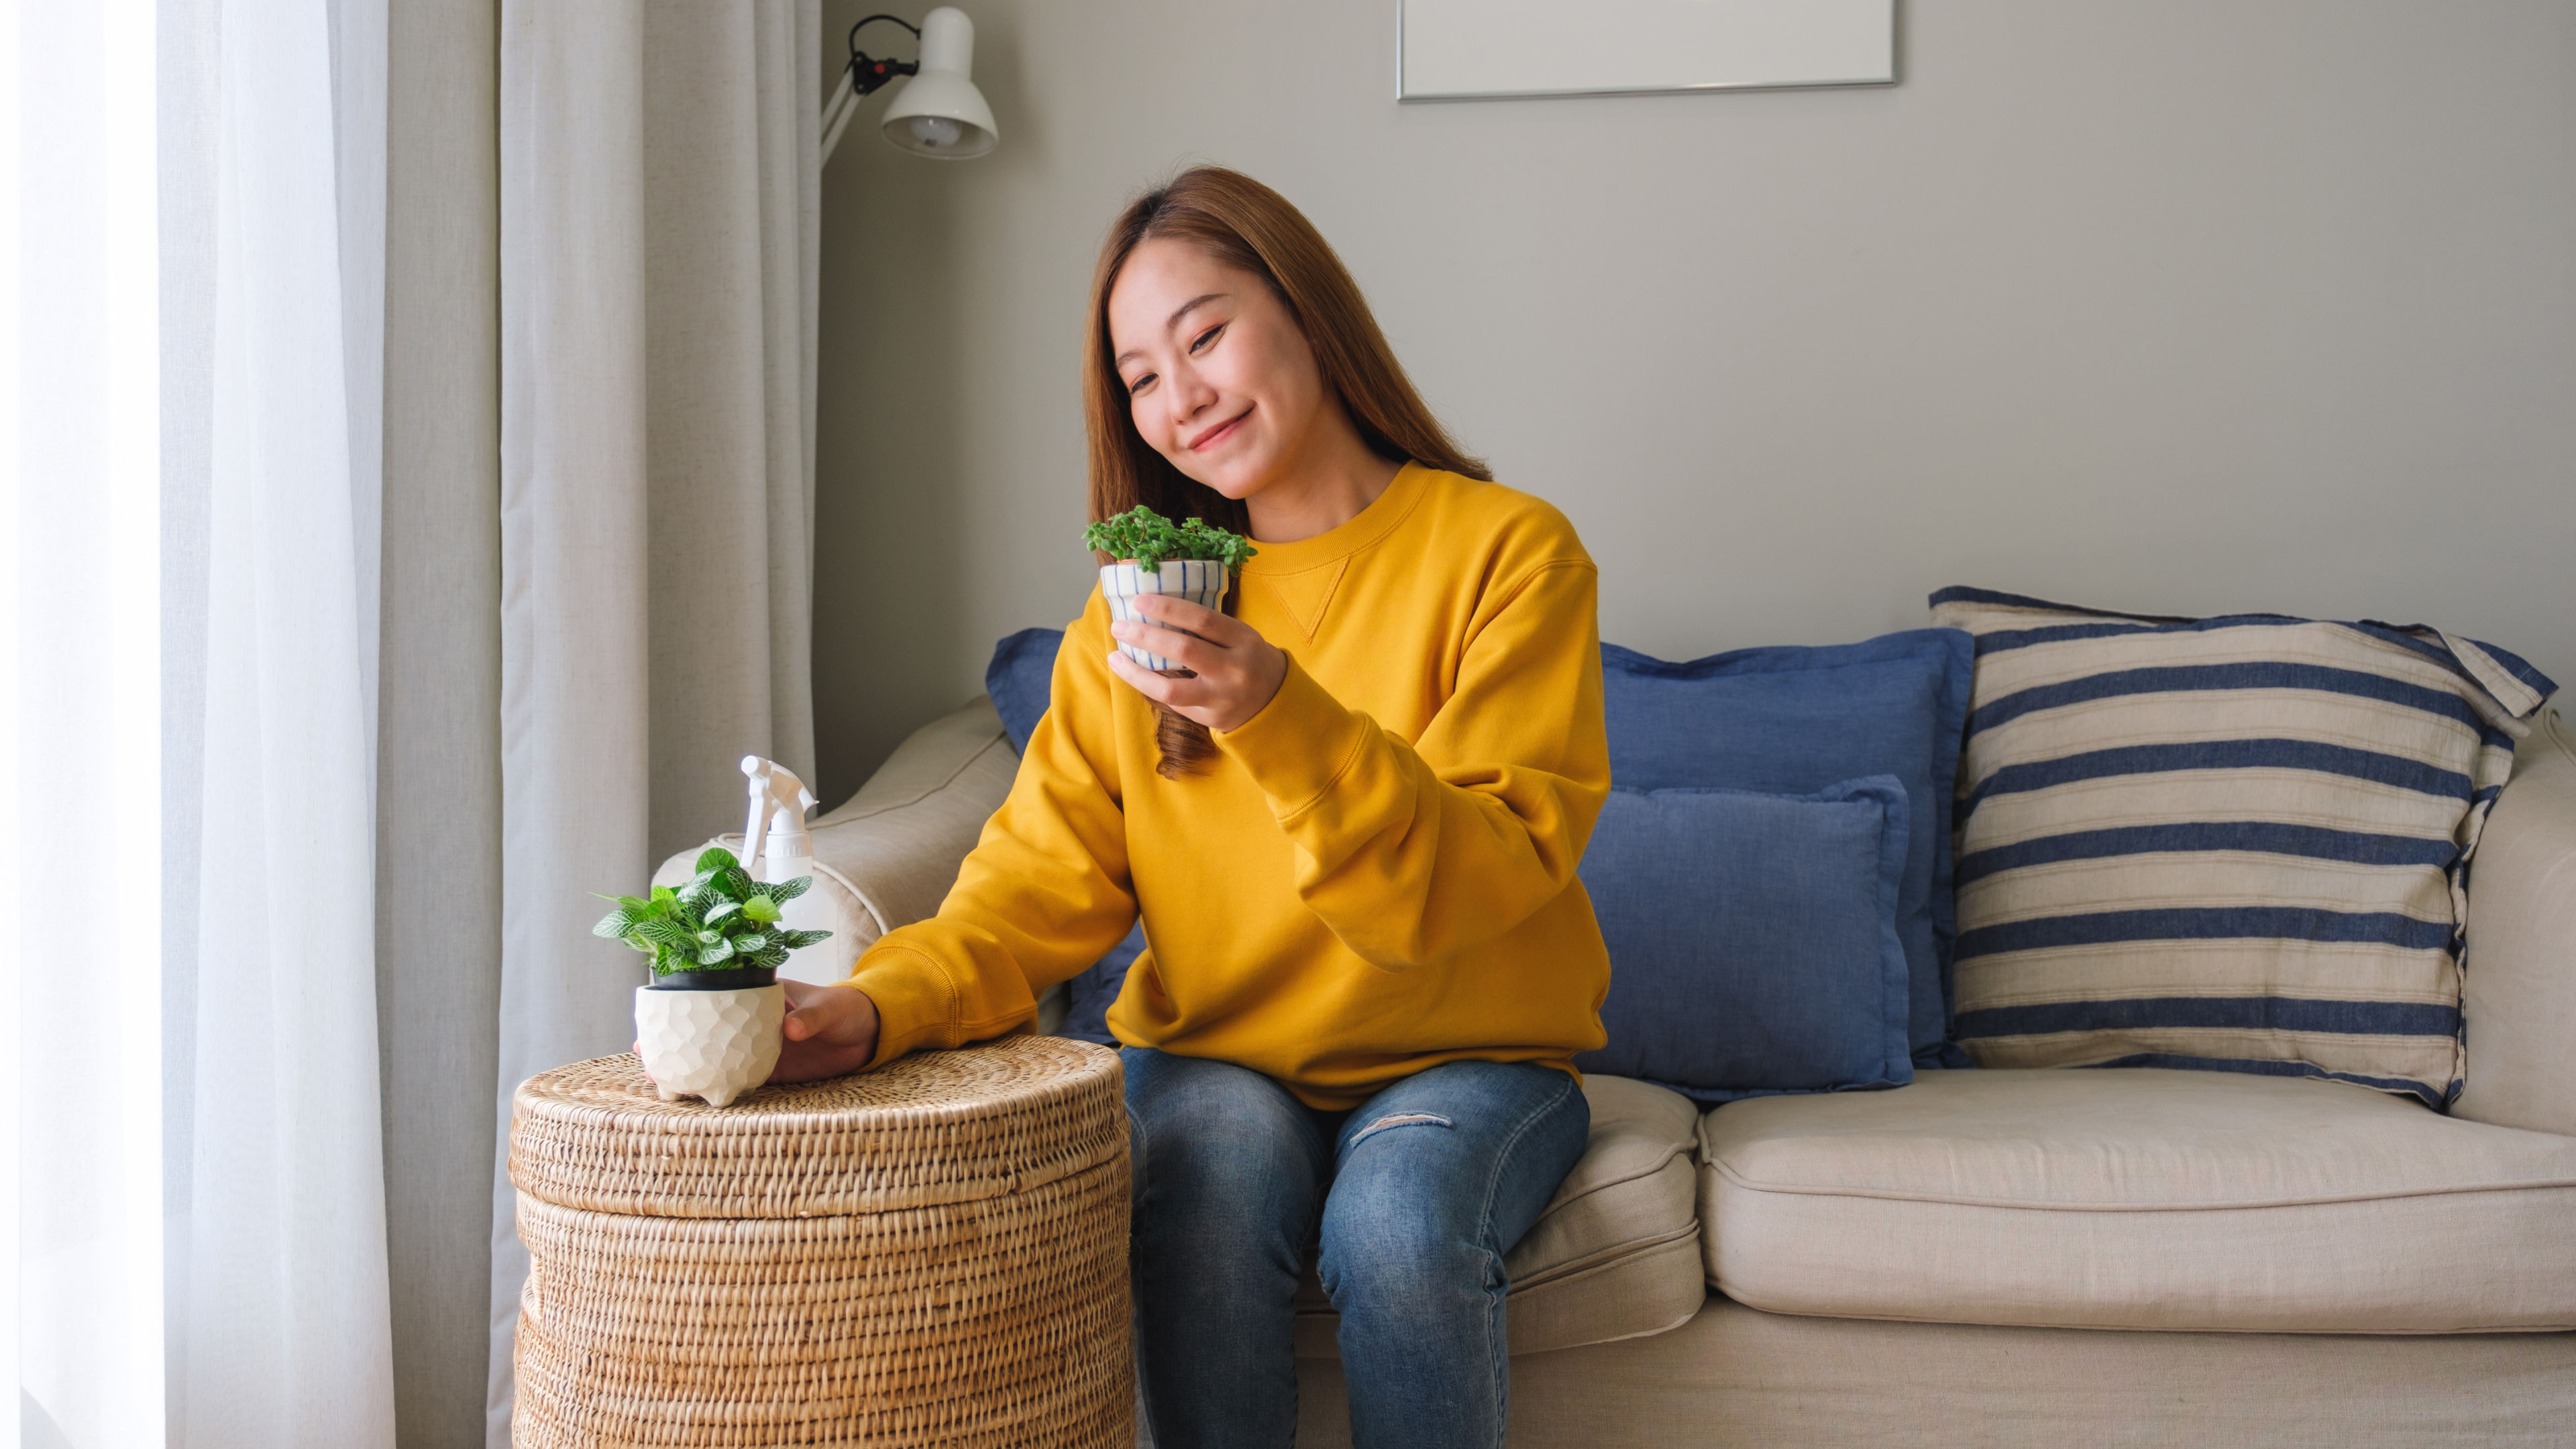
[1084,505,1256,672]
[596,845,832,1106]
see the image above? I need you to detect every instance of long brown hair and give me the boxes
[1084,166,1488,777]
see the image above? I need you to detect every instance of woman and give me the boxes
[771,166,1613,1449]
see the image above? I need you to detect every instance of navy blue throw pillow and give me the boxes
[1601,631,1974,1067]
[985,626,1062,753]
[1574,779,1914,1100]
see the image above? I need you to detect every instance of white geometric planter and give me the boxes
[1100,559,1231,672]
[633,983,784,1108]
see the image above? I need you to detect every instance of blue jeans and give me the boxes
[1124,1046,1591,1449]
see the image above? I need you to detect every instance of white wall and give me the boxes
[812,0,2574,805]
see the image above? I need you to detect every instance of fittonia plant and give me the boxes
[593,846,830,979]
[1083,505,1257,571]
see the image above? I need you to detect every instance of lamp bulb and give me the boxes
[908,115,963,149]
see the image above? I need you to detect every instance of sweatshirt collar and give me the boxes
[1237,461,1430,576]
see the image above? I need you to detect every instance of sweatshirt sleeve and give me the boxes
[1212,556,1609,971]
[844,614,1138,1067]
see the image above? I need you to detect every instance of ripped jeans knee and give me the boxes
[1346,1110,1452,1146]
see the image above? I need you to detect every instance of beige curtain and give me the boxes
[377,1,503,1445]
[486,3,820,1443]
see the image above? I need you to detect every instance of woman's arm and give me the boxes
[836,617,1142,1069]
[1119,558,1611,971]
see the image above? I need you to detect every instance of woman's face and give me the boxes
[1107,237,1333,502]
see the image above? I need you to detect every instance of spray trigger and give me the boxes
[739,755,818,876]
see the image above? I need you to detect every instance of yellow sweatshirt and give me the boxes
[847,462,1613,1109]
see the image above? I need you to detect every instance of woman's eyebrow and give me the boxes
[1115,292,1232,368]
[1165,292,1230,331]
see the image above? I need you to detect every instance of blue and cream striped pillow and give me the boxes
[1929,587,2555,1106]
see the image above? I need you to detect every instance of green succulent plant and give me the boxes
[1083,505,1257,572]
[593,845,830,978]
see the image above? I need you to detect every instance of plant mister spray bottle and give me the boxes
[739,756,849,987]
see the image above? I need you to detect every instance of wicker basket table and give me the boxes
[508,1036,1132,1448]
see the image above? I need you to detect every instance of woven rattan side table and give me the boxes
[508,1035,1133,1448]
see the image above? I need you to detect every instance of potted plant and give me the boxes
[1084,505,1256,670]
[594,845,832,1107]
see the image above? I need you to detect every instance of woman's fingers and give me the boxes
[1110,612,1201,661]
[1105,596,1283,731]
[1108,649,1213,698]
[1126,592,1250,645]
[1105,649,1181,702]
[767,985,882,1083]
[1111,619,1219,675]
[1106,649,1226,716]
[779,979,824,1040]
[1107,638,1230,696]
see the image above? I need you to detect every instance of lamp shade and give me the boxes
[882,7,997,159]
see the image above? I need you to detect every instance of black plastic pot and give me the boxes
[648,967,779,991]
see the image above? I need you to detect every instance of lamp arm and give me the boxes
[844,14,923,99]
[823,12,926,164]
[820,70,861,164]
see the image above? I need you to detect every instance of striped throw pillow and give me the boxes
[1929,587,2555,1105]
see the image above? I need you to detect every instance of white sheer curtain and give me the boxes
[9,3,168,1445]
[13,1,815,1440]
[10,0,398,1444]
[488,3,818,1440]
[180,0,396,1442]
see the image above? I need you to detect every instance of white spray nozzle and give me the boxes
[739,755,818,875]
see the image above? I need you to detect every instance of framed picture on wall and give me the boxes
[1399,0,1896,101]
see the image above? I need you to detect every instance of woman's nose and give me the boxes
[1168,365,1218,419]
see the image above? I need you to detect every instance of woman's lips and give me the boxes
[1189,407,1250,451]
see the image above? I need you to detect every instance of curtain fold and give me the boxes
[490,3,820,1439]
[180,0,398,1444]
[492,1,653,1437]
[376,0,504,1443]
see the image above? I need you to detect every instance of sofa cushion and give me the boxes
[1602,632,1977,1069]
[1699,1067,2576,1333]
[1575,780,1914,1101]
[2456,708,2576,1137]
[1929,587,2556,1106]
[651,696,1020,960]
[1295,1075,1705,1357]
[1294,1298,2576,1449]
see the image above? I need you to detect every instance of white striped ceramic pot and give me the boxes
[1101,559,1232,672]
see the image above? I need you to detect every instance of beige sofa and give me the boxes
[698,700,2576,1446]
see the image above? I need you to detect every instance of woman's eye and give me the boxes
[1189,325,1224,354]
[1126,372,1155,396]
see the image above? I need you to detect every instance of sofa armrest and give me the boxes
[653,695,1020,961]
[2456,706,2576,1134]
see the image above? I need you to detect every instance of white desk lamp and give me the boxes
[821,7,999,164]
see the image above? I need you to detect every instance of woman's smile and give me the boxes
[1189,407,1252,452]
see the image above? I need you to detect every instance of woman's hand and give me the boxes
[1107,593,1288,732]
[769,980,881,1083]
